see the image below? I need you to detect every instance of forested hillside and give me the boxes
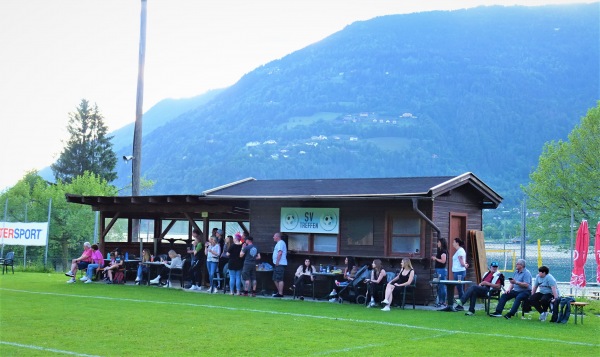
[112,4,599,207]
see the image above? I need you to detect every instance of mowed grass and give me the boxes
[1,273,599,356]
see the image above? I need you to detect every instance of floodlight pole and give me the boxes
[132,0,147,245]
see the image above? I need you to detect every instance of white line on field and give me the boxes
[0,341,102,357]
[313,343,385,355]
[1,288,599,348]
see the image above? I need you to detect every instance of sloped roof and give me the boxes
[204,172,502,208]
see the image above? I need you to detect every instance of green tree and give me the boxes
[523,102,600,243]
[51,99,117,183]
[1,171,117,270]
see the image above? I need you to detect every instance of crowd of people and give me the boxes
[63,236,567,321]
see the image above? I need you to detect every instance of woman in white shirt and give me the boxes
[292,258,316,300]
[205,236,221,293]
[451,238,469,300]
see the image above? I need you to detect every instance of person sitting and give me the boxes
[455,261,503,315]
[365,259,387,307]
[65,241,93,283]
[490,258,532,319]
[150,250,183,288]
[102,249,124,284]
[528,265,559,322]
[82,244,104,284]
[292,258,316,300]
[328,256,356,302]
[134,249,151,285]
[381,258,414,311]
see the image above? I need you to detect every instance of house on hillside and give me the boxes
[66,172,501,305]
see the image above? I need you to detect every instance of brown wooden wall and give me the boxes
[248,199,439,303]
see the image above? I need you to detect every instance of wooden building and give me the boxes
[66,172,501,304]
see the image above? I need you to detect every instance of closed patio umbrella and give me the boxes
[595,222,600,284]
[570,220,589,288]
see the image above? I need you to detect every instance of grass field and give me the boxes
[1,273,599,356]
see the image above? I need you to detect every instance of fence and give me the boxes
[485,242,597,283]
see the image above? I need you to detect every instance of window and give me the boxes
[286,233,338,254]
[103,218,128,242]
[388,214,423,256]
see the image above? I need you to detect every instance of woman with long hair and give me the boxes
[292,258,316,300]
[205,236,221,293]
[381,258,415,311]
[365,259,387,307]
[431,238,448,307]
[135,248,151,285]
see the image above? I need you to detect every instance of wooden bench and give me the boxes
[570,301,589,325]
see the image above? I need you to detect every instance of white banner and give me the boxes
[280,207,339,234]
[0,222,49,246]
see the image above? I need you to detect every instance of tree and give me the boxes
[51,99,117,183]
[0,171,117,269]
[523,102,600,243]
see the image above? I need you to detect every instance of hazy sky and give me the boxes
[0,0,592,190]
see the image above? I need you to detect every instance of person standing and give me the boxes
[240,236,261,296]
[187,229,204,291]
[451,238,469,301]
[272,232,288,298]
[528,265,559,322]
[431,238,448,307]
[226,233,244,295]
[205,236,221,293]
[65,241,93,283]
[490,258,532,319]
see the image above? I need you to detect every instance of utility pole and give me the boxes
[132,0,147,244]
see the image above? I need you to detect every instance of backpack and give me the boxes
[113,270,125,284]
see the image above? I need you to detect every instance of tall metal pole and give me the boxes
[131,0,147,242]
[132,0,146,197]
[45,199,52,269]
[569,208,574,294]
[1,198,7,257]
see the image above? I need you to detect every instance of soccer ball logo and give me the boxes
[282,210,299,230]
[320,211,338,231]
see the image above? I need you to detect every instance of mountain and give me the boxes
[112,4,599,207]
[40,90,223,184]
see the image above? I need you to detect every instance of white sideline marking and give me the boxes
[0,341,101,357]
[1,288,599,348]
[313,343,385,355]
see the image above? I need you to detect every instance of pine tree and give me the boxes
[51,99,118,183]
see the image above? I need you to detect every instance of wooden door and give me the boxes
[448,213,467,274]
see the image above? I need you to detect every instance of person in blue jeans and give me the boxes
[490,258,532,319]
[226,233,244,295]
[451,238,469,301]
[431,238,448,307]
[135,249,151,284]
[205,236,221,293]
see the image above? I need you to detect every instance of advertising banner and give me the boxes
[0,222,49,246]
[280,207,339,234]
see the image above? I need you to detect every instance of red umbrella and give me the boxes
[595,222,600,284]
[570,220,589,288]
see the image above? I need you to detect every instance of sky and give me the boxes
[0,0,592,191]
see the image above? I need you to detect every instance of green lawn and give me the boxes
[1,273,599,356]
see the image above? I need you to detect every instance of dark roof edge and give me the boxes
[429,172,503,206]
